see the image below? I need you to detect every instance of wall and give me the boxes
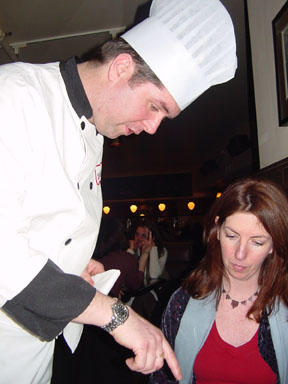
[247,0,287,169]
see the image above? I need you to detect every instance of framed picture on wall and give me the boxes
[273,1,288,126]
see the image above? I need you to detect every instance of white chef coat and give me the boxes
[0,59,103,383]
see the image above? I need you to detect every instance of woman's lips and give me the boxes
[232,263,246,272]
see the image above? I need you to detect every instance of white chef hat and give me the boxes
[121,0,237,111]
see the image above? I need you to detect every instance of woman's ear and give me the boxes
[107,53,135,82]
[268,246,273,255]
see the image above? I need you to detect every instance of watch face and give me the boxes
[101,300,129,332]
[114,302,129,321]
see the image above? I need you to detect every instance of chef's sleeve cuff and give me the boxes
[2,259,96,341]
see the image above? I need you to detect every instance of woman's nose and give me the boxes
[235,241,248,260]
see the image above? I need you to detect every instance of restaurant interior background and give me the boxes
[0,0,274,244]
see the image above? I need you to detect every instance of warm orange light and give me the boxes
[103,206,110,214]
[158,203,166,212]
[130,204,138,213]
[140,213,145,217]
[187,201,195,211]
[216,192,222,198]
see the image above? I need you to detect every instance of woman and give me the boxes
[128,221,168,280]
[151,177,288,384]
[127,221,168,325]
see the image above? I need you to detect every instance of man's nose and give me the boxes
[143,115,163,135]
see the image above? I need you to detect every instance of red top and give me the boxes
[193,321,276,384]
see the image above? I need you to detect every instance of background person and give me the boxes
[127,222,168,326]
[93,215,147,298]
[0,0,237,382]
[151,177,288,384]
[128,222,168,281]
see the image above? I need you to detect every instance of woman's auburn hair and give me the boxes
[183,177,288,321]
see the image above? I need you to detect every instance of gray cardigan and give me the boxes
[175,294,288,384]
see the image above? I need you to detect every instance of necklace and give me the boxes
[222,288,259,309]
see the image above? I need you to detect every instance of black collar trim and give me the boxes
[60,57,92,119]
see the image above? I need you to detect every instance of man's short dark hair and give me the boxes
[87,38,162,88]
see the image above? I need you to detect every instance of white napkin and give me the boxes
[91,269,121,294]
[63,269,121,352]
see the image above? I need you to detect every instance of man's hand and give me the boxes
[81,259,104,286]
[73,292,182,380]
[111,306,182,380]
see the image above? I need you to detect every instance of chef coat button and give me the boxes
[77,182,80,189]
[81,122,85,130]
[90,182,93,190]
[65,238,72,246]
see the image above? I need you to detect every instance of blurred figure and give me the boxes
[127,221,168,325]
[128,221,168,280]
[93,215,147,298]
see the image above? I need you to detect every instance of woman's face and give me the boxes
[134,226,149,249]
[217,212,273,283]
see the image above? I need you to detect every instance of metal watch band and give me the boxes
[101,298,129,333]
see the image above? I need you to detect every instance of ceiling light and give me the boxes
[187,201,195,210]
[130,204,138,213]
[158,203,166,212]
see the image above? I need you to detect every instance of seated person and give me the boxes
[151,177,288,384]
[127,221,168,280]
[93,215,148,298]
[127,221,168,325]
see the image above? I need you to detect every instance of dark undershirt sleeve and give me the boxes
[2,259,96,341]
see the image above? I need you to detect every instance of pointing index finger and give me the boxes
[163,339,182,380]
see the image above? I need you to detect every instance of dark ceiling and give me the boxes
[0,0,258,204]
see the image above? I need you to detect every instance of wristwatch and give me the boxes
[101,298,129,333]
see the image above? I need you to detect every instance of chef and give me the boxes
[0,0,237,382]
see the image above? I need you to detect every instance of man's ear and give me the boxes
[107,53,135,82]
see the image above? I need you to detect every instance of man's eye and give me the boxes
[151,104,159,112]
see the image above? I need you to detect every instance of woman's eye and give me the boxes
[253,241,264,247]
[225,234,235,239]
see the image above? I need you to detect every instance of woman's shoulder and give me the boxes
[152,245,167,258]
[163,287,190,329]
[167,287,190,315]
[160,287,190,350]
